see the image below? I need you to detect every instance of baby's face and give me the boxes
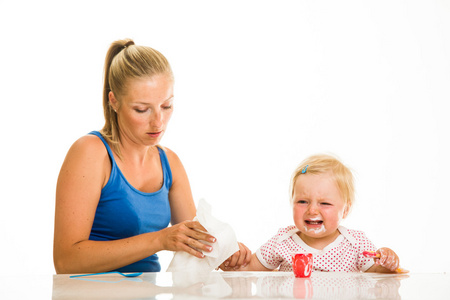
[292,172,347,246]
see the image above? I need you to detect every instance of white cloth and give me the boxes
[167,199,239,273]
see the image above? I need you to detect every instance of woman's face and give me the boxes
[110,75,174,147]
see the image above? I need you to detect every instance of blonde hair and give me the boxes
[289,154,355,212]
[100,39,173,157]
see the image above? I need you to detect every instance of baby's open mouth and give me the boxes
[305,220,323,225]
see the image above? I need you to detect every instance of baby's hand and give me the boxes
[375,247,399,272]
[219,242,252,271]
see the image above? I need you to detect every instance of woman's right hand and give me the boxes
[158,220,216,258]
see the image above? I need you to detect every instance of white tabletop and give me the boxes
[1,271,449,299]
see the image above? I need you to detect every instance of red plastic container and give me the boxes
[292,253,313,278]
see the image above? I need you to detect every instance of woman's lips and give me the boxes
[147,131,162,138]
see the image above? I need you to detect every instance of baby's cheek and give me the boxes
[324,213,342,229]
[293,206,303,218]
[293,208,305,227]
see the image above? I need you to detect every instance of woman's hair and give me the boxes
[100,39,173,157]
[289,154,355,212]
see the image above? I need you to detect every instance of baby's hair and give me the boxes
[289,154,355,213]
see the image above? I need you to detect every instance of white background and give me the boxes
[1,0,449,275]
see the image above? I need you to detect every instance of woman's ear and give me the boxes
[109,91,118,112]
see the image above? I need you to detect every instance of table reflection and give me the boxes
[52,271,409,299]
[253,272,406,299]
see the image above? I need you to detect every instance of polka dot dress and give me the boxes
[256,225,376,272]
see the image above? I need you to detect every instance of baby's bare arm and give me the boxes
[221,253,274,271]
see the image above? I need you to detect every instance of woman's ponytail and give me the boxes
[100,38,172,158]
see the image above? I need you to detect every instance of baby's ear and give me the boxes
[342,205,350,219]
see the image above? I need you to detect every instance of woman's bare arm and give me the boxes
[53,138,214,274]
[164,147,197,225]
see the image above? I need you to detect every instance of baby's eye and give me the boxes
[296,200,308,204]
[320,202,332,206]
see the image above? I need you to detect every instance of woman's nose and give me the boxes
[151,110,163,127]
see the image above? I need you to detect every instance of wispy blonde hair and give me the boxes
[289,154,355,213]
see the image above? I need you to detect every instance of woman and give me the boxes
[53,39,249,273]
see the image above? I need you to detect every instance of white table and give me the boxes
[1,271,449,299]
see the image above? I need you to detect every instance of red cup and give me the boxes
[292,253,313,278]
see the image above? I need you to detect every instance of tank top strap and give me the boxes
[157,146,173,190]
[88,131,118,167]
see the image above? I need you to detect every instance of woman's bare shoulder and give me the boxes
[160,145,177,159]
[160,146,183,168]
[59,134,110,188]
[68,134,108,158]
[61,134,110,173]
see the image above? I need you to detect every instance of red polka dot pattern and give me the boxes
[256,226,376,272]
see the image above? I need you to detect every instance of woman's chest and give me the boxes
[117,158,164,193]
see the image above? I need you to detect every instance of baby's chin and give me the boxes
[296,223,341,238]
[306,226,344,241]
[303,223,327,235]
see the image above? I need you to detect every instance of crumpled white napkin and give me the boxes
[167,199,239,273]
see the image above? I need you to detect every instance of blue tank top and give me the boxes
[88,131,172,272]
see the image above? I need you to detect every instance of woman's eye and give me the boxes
[163,105,173,110]
[135,108,148,113]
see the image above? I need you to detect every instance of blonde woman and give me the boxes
[53,39,250,274]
